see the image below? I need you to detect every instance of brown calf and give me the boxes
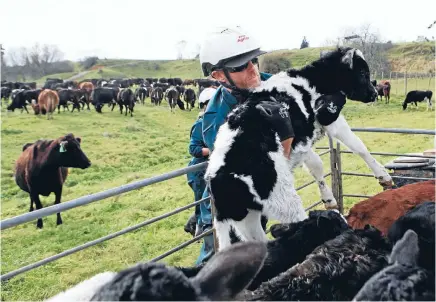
[79,82,94,110]
[32,89,59,119]
[15,133,91,228]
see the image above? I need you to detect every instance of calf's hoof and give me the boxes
[324,201,339,210]
[378,178,394,189]
[36,220,43,229]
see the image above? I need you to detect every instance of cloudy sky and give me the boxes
[1,0,435,62]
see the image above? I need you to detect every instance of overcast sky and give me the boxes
[1,0,435,62]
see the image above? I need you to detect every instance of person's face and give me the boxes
[211,58,261,89]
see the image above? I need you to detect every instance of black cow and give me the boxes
[134,87,149,105]
[151,87,163,106]
[153,82,169,92]
[57,89,81,112]
[116,88,135,116]
[402,90,433,110]
[43,79,62,89]
[166,87,179,113]
[158,78,168,83]
[1,87,11,103]
[22,89,42,106]
[184,88,196,111]
[7,90,30,113]
[176,85,185,97]
[174,78,183,86]
[91,87,119,113]
[167,78,175,86]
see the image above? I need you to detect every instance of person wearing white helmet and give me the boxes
[184,88,217,239]
[193,26,296,265]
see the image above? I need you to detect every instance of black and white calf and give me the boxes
[402,90,433,110]
[206,47,393,250]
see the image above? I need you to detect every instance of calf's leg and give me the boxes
[54,188,63,225]
[31,193,44,228]
[324,115,393,188]
[303,148,337,209]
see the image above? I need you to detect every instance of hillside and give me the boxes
[34,41,434,83]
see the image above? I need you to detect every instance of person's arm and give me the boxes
[281,138,293,159]
[189,120,208,158]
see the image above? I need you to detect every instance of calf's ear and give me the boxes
[191,242,267,300]
[22,143,33,151]
[76,137,82,144]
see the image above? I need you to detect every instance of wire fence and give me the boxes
[1,127,435,283]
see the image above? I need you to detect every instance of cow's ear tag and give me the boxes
[59,142,67,153]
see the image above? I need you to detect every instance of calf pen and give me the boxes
[1,127,434,282]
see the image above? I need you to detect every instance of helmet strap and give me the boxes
[223,68,237,87]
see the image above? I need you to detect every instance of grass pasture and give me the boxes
[1,81,435,300]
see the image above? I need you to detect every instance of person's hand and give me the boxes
[255,101,294,141]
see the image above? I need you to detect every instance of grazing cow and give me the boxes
[402,90,433,110]
[7,90,30,113]
[206,47,390,250]
[150,87,163,106]
[167,78,176,86]
[158,77,168,83]
[57,89,81,113]
[184,88,196,111]
[91,87,119,113]
[134,87,148,105]
[173,77,183,86]
[165,87,179,113]
[78,82,94,110]
[15,133,91,228]
[375,80,391,103]
[116,88,135,116]
[33,89,59,119]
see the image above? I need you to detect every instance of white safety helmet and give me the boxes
[200,26,267,77]
[199,87,217,105]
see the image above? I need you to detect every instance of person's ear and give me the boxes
[211,70,227,82]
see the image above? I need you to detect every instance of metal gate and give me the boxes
[1,127,434,282]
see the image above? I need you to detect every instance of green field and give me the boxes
[1,76,435,300]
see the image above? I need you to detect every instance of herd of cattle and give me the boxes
[0,77,218,118]
[371,79,433,110]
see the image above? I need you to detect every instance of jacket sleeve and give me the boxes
[202,88,238,150]
[189,120,205,158]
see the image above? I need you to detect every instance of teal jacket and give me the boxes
[187,116,208,184]
[202,72,272,150]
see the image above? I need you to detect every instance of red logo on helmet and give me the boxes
[237,35,249,42]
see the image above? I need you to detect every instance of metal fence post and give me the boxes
[328,137,339,204]
[336,141,344,213]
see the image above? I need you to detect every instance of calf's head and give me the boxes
[57,133,91,169]
[270,209,350,242]
[91,242,267,301]
[319,47,378,103]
